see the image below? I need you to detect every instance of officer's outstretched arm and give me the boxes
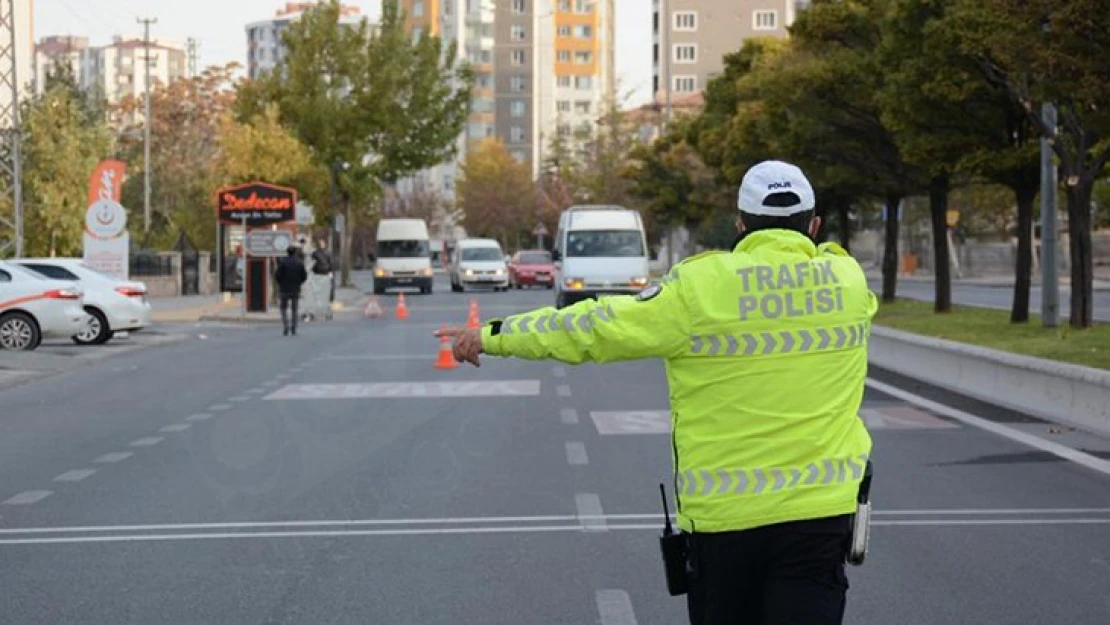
[480,284,690,364]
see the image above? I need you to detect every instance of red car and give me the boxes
[508,250,556,289]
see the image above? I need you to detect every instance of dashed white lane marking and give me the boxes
[3,491,53,505]
[160,424,191,433]
[596,590,638,625]
[94,452,133,464]
[321,355,434,361]
[552,366,567,378]
[566,442,589,466]
[129,437,164,447]
[261,380,280,387]
[229,395,251,402]
[275,374,292,380]
[866,378,1110,476]
[53,469,97,483]
[185,413,213,422]
[575,493,607,532]
[209,404,232,412]
[556,384,572,398]
[264,381,541,400]
[561,408,580,425]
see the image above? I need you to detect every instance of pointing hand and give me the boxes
[435,326,483,367]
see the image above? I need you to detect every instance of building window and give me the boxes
[574,25,592,38]
[575,0,591,13]
[558,25,571,37]
[511,100,527,117]
[557,124,571,138]
[510,75,526,92]
[557,76,572,87]
[557,50,570,63]
[413,0,424,17]
[673,44,696,63]
[558,0,571,11]
[476,73,493,88]
[557,100,571,112]
[574,51,592,64]
[753,10,778,30]
[673,75,697,92]
[472,97,494,112]
[510,126,525,143]
[512,0,527,14]
[575,76,592,90]
[511,50,526,65]
[412,26,424,41]
[574,101,591,114]
[511,150,527,163]
[511,25,527,42]
[673,11,697,31]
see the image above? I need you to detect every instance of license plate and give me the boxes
[396,278,413,284]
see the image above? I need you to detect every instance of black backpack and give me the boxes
[312,250,333,274]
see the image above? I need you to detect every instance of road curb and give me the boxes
[868,325,1110,437]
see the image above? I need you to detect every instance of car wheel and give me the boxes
[452,281,464,293]
[373,285,385,295]
[74,307,112,345]
[0,311,40,351]
[555,293,567,309]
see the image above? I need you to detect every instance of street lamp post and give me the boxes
[1039,18,1059,328]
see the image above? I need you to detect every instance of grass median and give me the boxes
[873,299,1110,370]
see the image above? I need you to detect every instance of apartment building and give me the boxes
[652,0,807,100]
[34,35,93,94]
[245,2,364,80]
[550,0,614,153]
[85,36,187,116]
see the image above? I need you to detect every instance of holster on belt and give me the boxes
[847,460,873,566]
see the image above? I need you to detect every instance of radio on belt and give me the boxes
[658,483,689,596]
[847,460,873,566]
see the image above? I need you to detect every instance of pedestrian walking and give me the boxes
[437,160,877,625]
[312,238,336,319]
[274,245,308,336]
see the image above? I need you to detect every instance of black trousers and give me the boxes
[686,515,852,625]
[279,292,299,331]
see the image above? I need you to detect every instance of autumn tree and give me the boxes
[216,104,328,199]
[239,0,473,285]
[950,0,1110,328]
[458,138,536,248]
[18,67,113,256]
[115,63,240,250]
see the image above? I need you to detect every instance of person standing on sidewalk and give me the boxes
[275,246,308,336]
[312,238,336,310]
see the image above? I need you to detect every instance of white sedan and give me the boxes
[14,258,152,345]
[0,261,87,351]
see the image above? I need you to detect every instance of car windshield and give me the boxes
[461,247,503,262]
[565,230,644,258]
[519,252,552,265]
[378,240,429,258]
[3,263,46,280]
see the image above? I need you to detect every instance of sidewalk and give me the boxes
[194,286,367,323]
[150,294,242,323]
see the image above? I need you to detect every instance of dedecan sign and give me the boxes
[217,182,297,226]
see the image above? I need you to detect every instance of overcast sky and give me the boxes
[36,0,654,106]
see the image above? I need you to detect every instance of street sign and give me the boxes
[533,222,549,237]
[335,214,346,233]
[246,229,295,257]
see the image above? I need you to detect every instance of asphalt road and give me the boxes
[2,276,1110,624]
[877,278,1110,321]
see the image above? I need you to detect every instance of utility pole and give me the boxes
[0,0,23,258]
[137,16,157,237]
[186,37,199,78]
[1040,102,1059,328]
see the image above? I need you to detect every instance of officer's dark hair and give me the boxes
[739,192,815,236]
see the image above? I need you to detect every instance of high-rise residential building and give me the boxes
[34,35,92,95]
[549,0,615,155]
[245,2,364,81]
[84,36,186,119]
[652,0,806,101]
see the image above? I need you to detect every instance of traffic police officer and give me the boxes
[438,160,876,625]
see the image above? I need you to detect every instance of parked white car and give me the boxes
[0,261,87,351]
[13,258,152,345]
[450,238,510,292]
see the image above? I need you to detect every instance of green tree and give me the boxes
[458,138,536,248]
[879,0,1040,319]
[216,104,328,197]
[19,70,113,257]
[950,0,1110,328]
[115,63,240,251]
[239,0,473,285]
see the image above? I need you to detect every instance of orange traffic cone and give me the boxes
[396,292,409,320]
[434,326,458,370]
[466,298,480,329]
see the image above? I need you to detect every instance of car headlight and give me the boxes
[564,277,585,290]
[465,268,475,276]
[630,276,649,288]
[420,268,434,277]
[495,268,505,276]
[374,268,390,278]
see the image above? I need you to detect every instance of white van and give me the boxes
[552,205,650,308]
[450,238,509,292]
[374,219,434,294]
